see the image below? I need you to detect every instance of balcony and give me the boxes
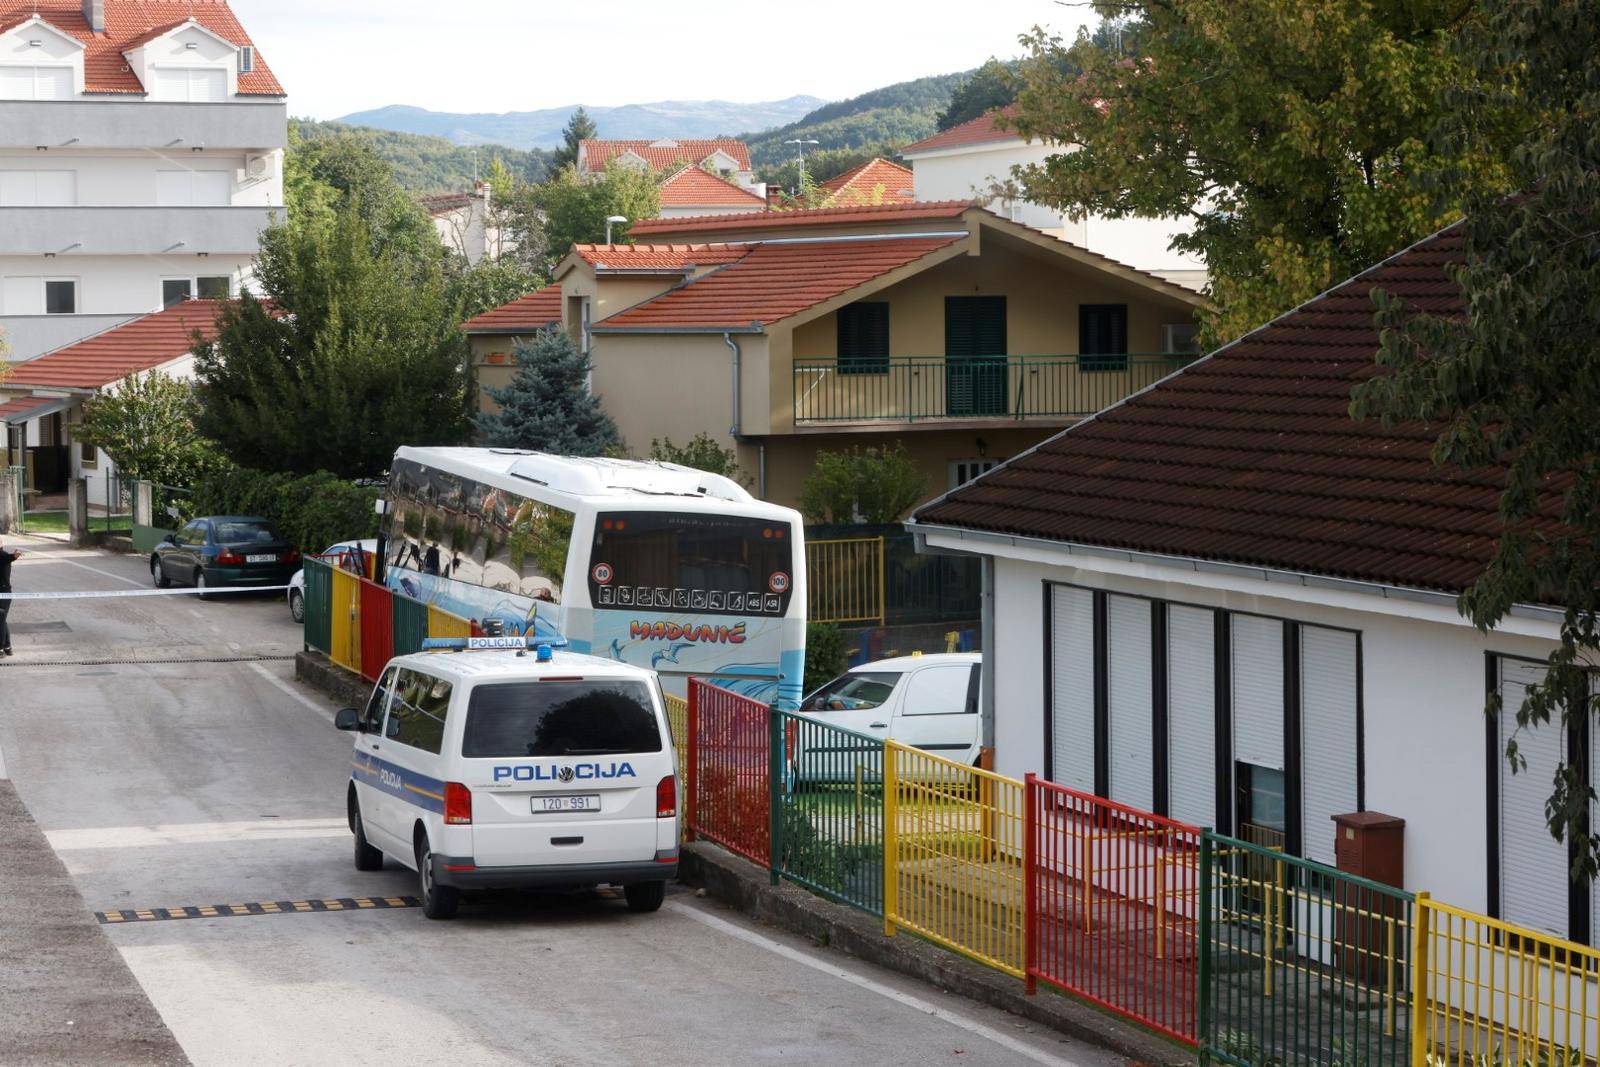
[791,354,1197,428]
[8,99,286,151]
[0,206,274,255]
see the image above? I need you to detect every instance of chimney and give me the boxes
[82,0,105,33]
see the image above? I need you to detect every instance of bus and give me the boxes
[377,447,806,709]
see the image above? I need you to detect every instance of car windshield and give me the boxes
[806,672,900,712]
[213,520,278,544]
[461,679,663,758]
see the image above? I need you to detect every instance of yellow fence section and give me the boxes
[1414,893,1600,1064]
[329,568,361,675]
[883,740,1026,978]
[426,605,472,640]
[806,536,885,626]
[663,691,688,762]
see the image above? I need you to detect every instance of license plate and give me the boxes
[246,554,277,563]
[532,794,601,814]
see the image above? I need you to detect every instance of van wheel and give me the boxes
[416,836,460,920]
[624,881,666,913]
[351,804,383,872]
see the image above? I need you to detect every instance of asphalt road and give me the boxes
[0,539,1125,1067]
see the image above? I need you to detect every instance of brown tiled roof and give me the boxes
[420,192,473,216]
[900,106,1022,155]
[0,1,283,95]
[461,286,563,334]
[630,200,974,237]
[657,165,766,208]
[913,223,1535,597]
[819,158,916,204]
[6,300,224,388]
[580,139,752,172]
[594,235,964,331]
[569,243,750,272]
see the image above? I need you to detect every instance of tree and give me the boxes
[649,432,748,486]
[192,203,469,479]
[549,107,597,172]
[798,443,928,524]
[1349,0,1600,874]
[534,162,660,261]
[284,125,443,265]
[475,327,620,456]
[1010,2,1516,345]
[936,58,1018,131]
[73,373,224,487]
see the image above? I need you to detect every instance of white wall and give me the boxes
[0,19,86,94]
[658,202,765,219]
[0,253,255,319]
[124,24,239,102]
[0,150,283,208]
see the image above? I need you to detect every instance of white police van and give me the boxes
[335,636,678,920]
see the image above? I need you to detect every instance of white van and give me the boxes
[334,640,679,919]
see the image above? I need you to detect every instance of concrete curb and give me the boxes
[293,650,371,710]
[680,841,1190,1066]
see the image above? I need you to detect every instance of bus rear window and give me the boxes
[588,511,794,616]
[462,680,663,757]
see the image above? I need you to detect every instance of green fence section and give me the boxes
[391,593,429,658]
[302,558,333,655]
[1201,831,1414,1067]
[774,710,886,917]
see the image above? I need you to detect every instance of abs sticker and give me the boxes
[768,572,790,594]
[591,562,613,585]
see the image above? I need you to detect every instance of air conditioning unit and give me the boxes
[243,152,276,180]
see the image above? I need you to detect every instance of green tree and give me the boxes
[534,162,661,261]
[1011,1,1516,345]
[1350,0,1600,873]
[648,432,748,485]
[798,443,928,524]
[548,107,598,172]
[475,328,620,456]
[285,124,444,265]
[74,373,225,487]
[192,203,469,479]
[936,58,1018,131]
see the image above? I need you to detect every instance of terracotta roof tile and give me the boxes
[580,139,751,172]
[461,287,563,334]
[656,166,766,208]
[0,396,57,421]
[5,300,224,388]
[900,106,1022,155]
[0,1,283,95]
[569,243,750,272]
[819,158,916,204]
[595,235,963,331]
[630,200,975,236]
[913,223,1543,598]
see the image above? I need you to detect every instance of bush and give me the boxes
[797,443,928,524]
[189,467,380,552]
[648,432,749,486]
[804,622,847,694]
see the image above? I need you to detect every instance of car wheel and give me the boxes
[416,835,460,920]
[351,805,383,872]
[623,880,666,913]
[289,589,305,624]
[151,555,170,589]
[195,570,210,602]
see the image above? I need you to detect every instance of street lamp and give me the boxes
[605,215,628,244]
[783,138,820,192]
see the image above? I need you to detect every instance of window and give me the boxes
[461,680,662,758]
[588,510,794,617]
[364,668,398,733]
[44,279,76,314]
[1163,323,1200,355]
[163,276,231,306]
[212,519,278,544]
[1079,304,1129,372]
[808,671,899,712]
[837,302,890,374]
[162,279,192,307]
[151,67,227,102]
[197,275,231,299]
[78,441,96,469]
[386,669,452,754]
[0,65,72,100]
[178,520,208,546]
[156,169,230,207]
[238,45,254,74]
[900,665,975,716]
[0,170,75,206]
[949,458,1003,489]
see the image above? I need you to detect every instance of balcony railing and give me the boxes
[791,354,1198,426]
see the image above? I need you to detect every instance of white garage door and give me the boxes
[1106,594,1153,811]
[1050,585,1096,794]
[1499,658,1568,940]
[1300,626,1359,867]
[1166,604,1216,827]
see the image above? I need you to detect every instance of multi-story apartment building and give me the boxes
[0,0,284,363]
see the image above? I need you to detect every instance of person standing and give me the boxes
[0,536,20,657]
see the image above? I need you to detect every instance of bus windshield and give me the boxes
[587,511,794,618]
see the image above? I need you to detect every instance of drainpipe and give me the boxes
[724,331,741,437]
[758,444,767,499]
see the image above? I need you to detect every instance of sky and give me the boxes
[228,0,1094,120]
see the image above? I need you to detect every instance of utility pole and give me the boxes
[783,138,820,195]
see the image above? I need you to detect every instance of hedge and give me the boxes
[188,468,380,554]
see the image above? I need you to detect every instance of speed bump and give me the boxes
[96,896,421,924]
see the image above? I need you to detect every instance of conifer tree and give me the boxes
[474,328,620,456]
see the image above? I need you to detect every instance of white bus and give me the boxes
[378,447,807,708]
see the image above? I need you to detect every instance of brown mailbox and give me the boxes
[1331,811,1406,983]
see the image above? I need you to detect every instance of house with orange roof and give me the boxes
[817,158,915,206]
[0,0,286,366]
[466,201,1205,511]
[574,138,769,222]
[901,108,1206,291]
[655,165,767,218]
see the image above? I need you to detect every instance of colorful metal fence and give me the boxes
[775,709,886,916]
[805,536,886,626]
[688,678,772,867]
[883,740,1027,977]
[302,557,333,654]
[328,567,362,676]
[1201,830,1413,1067]
[1025,774,1201,1045]
[1413,894,1600,1064]
[357,580,393,682]
[427,604,472,640]
[391,592,429,658]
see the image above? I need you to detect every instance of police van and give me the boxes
[334,636,678,920]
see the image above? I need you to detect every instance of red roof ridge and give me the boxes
[901,105,1024,155]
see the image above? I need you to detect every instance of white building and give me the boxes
[423,183,495,265]
[900,108,1207,293]
[0,0,285,364]
[909,221,1589,945]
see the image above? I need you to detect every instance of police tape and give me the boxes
[0,585,293,600]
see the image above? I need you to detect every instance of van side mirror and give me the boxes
[334,707,361,731]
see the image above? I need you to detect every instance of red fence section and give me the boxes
[357,578,393,683]
[1025,774,1201,1046]
[687,678,771,867]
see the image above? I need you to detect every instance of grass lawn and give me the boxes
[21,511,130,535]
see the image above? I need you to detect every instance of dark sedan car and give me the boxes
[151,516,301,599]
